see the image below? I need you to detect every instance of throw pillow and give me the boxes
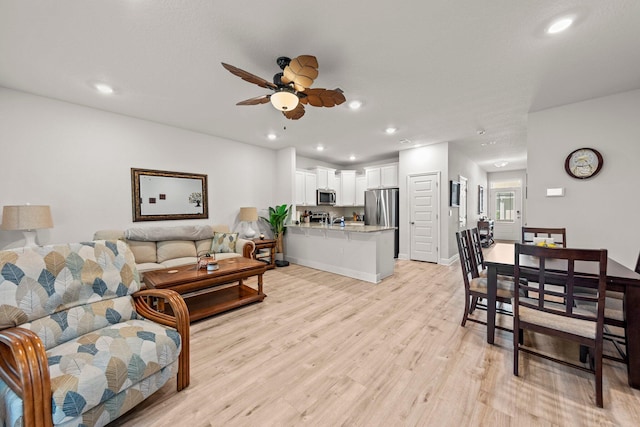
[211,232,238,253]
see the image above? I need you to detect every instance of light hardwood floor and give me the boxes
[114,258,640,426]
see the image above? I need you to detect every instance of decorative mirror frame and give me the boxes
[131,168,208,222]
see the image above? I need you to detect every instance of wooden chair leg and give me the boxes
[461,294,470,327]
[514,340,519,376]
[580,345,589,363]
[596,345,603,408]
[469,296,478,314]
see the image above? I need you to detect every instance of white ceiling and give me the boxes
[1,1,639,171]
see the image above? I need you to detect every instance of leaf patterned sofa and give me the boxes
[0,240,189,427]
[93,225,255,275]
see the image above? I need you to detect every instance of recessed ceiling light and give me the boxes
[494,161,509,168]
[349,155,356,161]
[348,100,362,110]
[399,139,412,145]
[94,83,114,95]
[481,143,487,147]
[477,129,486,136]
[547,17,573,34]
[267,133,277,140]
[385,127,397,134]
[316,145,324,151]
[489,141,497,145]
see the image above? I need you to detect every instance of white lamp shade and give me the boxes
[270,91,299,111]
[1,205,53,230]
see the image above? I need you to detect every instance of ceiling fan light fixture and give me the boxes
[270,89,299,111]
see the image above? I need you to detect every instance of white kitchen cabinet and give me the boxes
[296,170,317,206]
[328,171,337,191]
[355,175,366,206]
[334,175,342,206]
[313,167,336,190]
[295,171,305,205]
[337,170,356,206]
[365,163,398,189]
[381,164,398,187]
[365,167,381,189]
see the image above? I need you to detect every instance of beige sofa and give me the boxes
[94,224,255,274]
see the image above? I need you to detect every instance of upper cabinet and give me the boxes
[355,175,366,206]
[313,167,337,190]
[337,170,356,206]
[295,170,317,206]
[365,163,399,189]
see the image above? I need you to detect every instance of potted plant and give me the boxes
[261,204,291,264]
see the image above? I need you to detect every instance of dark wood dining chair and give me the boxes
[576,254,635,366]
[513,243,608,407]
[456,230,515,330]
[469,227,486,272]
[469,227,515,281]
[521,227,567,247]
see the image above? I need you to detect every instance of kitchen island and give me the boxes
[284,223,396,283]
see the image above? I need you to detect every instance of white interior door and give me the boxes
[409,173,439,262]
[489,187,522,241]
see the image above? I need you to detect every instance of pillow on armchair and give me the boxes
[211,232,238,253]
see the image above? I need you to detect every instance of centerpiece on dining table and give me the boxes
[533,237,557,248]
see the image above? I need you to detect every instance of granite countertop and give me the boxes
[286,223,395,233]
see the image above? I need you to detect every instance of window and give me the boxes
[495,191,515,222]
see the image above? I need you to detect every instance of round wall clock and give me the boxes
[564,148,603,179]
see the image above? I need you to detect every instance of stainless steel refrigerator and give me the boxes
[364,188,399,258]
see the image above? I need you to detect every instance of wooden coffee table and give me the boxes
[143,257,267,322]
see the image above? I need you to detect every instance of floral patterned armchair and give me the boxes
[0,240,189,427]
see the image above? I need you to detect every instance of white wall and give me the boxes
[527,89,640,268]
[399,143,449,262]
[449,144,488,257]
[0,88,278,249]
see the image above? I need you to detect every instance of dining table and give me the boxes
[484,242,640,389]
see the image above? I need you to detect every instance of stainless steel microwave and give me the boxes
[316,189,336,205]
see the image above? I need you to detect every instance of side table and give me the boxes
[252,238,276,270]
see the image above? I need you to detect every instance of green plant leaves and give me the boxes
[261,204,291,237]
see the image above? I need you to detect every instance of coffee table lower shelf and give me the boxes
[163,284,266,322]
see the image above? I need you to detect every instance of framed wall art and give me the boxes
[131,168,208,221]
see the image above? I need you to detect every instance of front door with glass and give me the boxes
[489,187,522,241]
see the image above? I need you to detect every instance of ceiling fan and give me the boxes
[221,55,346,120]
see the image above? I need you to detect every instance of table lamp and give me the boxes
[238,207,258,239]
[1,205,53,247]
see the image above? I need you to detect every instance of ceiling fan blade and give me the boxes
[281,55,319,92]
[299,88,346,107]
[221,62,277,90]
[236,95,270,106]
[282,103,305,120]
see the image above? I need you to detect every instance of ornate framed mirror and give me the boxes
[131,168,208,221]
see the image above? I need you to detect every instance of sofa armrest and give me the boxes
[237,238,255,258]
[133,289,190,391]
[0,327,53,427]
